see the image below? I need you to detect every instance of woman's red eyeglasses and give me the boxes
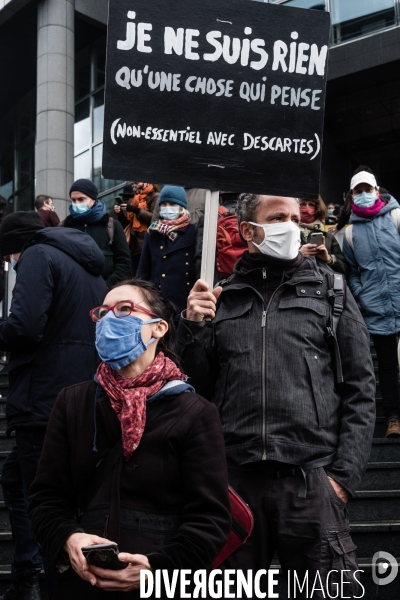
[90,301,158,323]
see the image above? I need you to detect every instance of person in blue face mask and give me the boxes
[137,186,198,321]
[28,278,231,599]
[60,179,132,288]
[343,170,400,438]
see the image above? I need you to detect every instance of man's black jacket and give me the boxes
[177,252,376,496]
[0,228,107,432]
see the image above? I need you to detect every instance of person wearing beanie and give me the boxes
[114,182,159,276]
[61,179,132,287]
[0,211,107,599]
[137,186,198,320]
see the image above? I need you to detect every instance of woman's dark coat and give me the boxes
[28,382,231,599]
[0,228,107,432]
[62,214,132,287]
[137,225,197,317]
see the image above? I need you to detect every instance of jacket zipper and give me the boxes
[261,310,267,459]
[261,267,267,459]
[260,275,316,460]
[226,272,323,462]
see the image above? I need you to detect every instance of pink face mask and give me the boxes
[300,205,316,224]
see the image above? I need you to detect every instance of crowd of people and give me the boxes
[0,165,397,599]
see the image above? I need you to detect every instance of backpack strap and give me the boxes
[326,273,345,386]
[107,217,115,246]
[344,225,354,250]
[391,208,400,233]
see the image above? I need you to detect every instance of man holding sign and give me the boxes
[101,1,376,594]
[177,194,376,597]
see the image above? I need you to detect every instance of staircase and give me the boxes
[0,368,47,597]
[0,350,398,598]
[345,343,400,599]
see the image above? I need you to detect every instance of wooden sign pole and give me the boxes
[200,190,220,289]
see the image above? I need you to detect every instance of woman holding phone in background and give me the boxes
[28,279,230,598]
[299,196,348,275]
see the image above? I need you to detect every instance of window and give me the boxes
[74,37,124,209]
[330,0,396,44]
[0,89,36,212]
[269,0,326,8]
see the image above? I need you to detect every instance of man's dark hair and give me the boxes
[34,195,52,210]
[237,193,262,230]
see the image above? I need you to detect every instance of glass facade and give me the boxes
[75,37,125,209]
[331,0,396,45]
[270,0,399,45]
[271,0,325,8]
[0,89,36,212]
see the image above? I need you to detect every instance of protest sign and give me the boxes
[102,0,330,198]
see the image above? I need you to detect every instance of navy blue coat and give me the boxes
[0,228,107,432]
[137,225,197,317]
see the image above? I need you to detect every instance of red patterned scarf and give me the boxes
[96,352,187,459]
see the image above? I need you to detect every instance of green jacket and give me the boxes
[62,214,132,287]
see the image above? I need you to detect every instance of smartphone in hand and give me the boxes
[310,232,324,246]
[81,543,128,570]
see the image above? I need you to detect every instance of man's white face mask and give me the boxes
[249,221,301,260]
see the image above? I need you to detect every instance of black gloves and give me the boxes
[126,205,141,215]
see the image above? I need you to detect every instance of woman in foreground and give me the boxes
[28,279,230,598]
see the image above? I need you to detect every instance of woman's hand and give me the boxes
[300,242,331,263]
[63,532,115,586]
[315,242,331,263]
[187,279,222,321]
[89,553,152,592]
[300,243,318,258]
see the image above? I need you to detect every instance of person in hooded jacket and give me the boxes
[343,170,400,438]
[62,179,132,288]
[137,186,197,320]
[0,211,107,600]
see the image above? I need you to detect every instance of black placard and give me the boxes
[102,0,330,198]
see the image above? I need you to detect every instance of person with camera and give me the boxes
[113,183,159,276]
[28,279,231,598]
[177,193,376,598]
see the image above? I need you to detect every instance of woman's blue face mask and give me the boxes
[95,311,161,371]
[353,191,377,208]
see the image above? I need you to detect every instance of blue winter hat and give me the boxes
[158,186,187,209]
